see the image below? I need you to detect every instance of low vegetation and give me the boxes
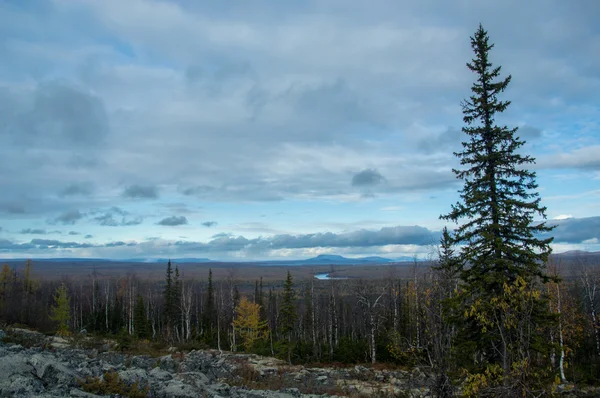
[78,370,150,398]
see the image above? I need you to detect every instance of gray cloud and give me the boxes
[201,221,218,228]
[2,81,109,148]
[157,216,188,226]
[181,185,284,202]
[0,0,598,254]
[122,185,159,199]
[167,225,438,255]
[30,239,94,249]
[84,234,93,239]
[20,228,47,235]
[518,125,543,141]
[2,216,599,257]
[51,210,84,225]
[59,183,94,197]
[417,128,462,154]
[540,216,600,244]
[5,204,26,214]
[0,224,439,255]
[93,207,143,226]
[68,231,79,235]
[538,146,600,170]
[0,239,35,251]
[352,169,386,187]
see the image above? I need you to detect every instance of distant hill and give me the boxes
[134,258,214,263]
[3,251,597,266]
[299,254,405,264]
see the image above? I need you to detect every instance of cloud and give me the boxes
[51,210,84,225]
[539,146,600,170]
[84,234,93,239]
[2,216,600,258]
[201,221,218,227]
[93,207,143,226]
[553,214,573,220]
[122,185,159,199]
[165,225,438,255]
[157,216,188,226]
[0,0,598,255]
[381,206,403,212]
[2,81,109,148]
[29,239,94,249]
[59,183,94,197]
[0,239,34,251]
[542,216,600,244]
[351,169,386,187]
[5,204,26,214]
[518,125,543,141]
[68,231,79,235]
[20,228,47,235]
[0,223,439,256]
[417,127,462,154]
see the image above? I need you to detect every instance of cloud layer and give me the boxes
[0,0,598,258]
[1,217,598,260]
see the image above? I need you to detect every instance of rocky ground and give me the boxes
[2,328,598,398]
[0,328,431,397]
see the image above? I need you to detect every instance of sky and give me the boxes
[0,0,599,261]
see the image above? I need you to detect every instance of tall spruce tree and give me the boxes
[440,24,554,292]
[440,25,556,391]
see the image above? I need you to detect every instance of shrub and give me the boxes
[78,370,149,398]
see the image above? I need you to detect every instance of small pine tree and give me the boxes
[279,271,297,363]
[133,294,149,339]
[279,271,297,337]
[50,283,71,337]
[433,227,461,295]
[23,259,39,295]
[233,296,269,351]
[163,260,176,339]
[204,268,215,334]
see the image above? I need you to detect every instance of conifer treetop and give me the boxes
[441,24,554,291]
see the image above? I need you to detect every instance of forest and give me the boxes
[1,25,599,397]
[2,250,600,396]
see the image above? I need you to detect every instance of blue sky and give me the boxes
[0,0,599,260]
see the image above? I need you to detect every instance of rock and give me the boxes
[158,354,178,372]
[2,375,44,396]
[0,330,431,398]
[51,336,71,349]
[118,368,148,385]
[316,375,328,382]
[158,380,199,398]
[149,366,173,381]
[98,351,127,367]
[69,388,103,397]
[176,371,210,388]
[0,329,6,340]
[0,352,42,396]
[130,354,155,370]
[283,387,302,397]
